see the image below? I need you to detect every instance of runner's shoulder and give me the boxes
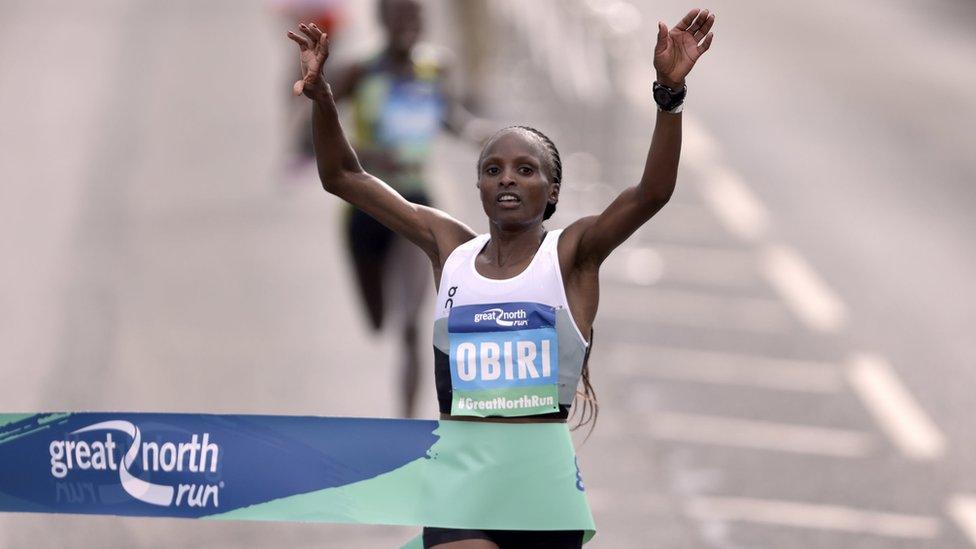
[418,204,477,264]
[558,215,602,271]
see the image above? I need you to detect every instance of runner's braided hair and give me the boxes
[476,126,598,433]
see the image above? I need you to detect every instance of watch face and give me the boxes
[654,87,670,106]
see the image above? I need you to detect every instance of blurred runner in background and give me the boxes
[327,0,489,418]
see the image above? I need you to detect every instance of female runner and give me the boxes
[288,7,715,548]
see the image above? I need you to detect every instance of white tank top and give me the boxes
[431,230,590,418]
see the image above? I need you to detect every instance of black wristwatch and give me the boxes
[652,81,687,113]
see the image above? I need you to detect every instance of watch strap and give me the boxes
[653,81,687,113]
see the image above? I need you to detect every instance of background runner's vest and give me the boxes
[433,230,590,418]
[351,50,445,196]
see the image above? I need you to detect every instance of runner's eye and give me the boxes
[485,166,500,176]
[518,166,534,176]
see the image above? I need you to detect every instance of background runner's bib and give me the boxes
[377,79,443,159]
[448,302,559,417]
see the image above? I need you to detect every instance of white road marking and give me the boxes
[653,244,760,287]
[846,353,946,460]
[605,243,760,288]
[622,247,664,285]
[641,202,730,243]
[761,244,848,332]
[681,115,721,165]
[609,344,844,393]
[947,495,976,547]
[645,412,876,457]
[686,496,940,539]
[585,488,668,515]
[601,288,793,334]
[696,163,770,242]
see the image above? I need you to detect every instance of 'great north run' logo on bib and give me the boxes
[448,302,559,418]
[473,307,529,327]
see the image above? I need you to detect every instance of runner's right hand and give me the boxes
[287,22,330,99]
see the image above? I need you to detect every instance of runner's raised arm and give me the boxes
[566,9,715,267]
[287,23,475,267]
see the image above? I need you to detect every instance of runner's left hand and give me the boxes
[654,8,715,88]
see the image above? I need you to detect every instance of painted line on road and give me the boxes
[947,495,976,547]
[681,115,720,165]
[603,243,760,289]
[641,202,731,243]
[846,353,946,460]
[645,412,875,457]
[760,244,848,333]
[650,243,759,288]
[695,163,770,242]
[609,344,844,393]
[686,496,940,539]
[585,487,669,516]
[601,288,793,334]
[602,246,665,286]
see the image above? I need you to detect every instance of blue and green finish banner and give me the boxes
[0,413,594,542]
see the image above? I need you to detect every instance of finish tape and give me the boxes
[0,413,595,544]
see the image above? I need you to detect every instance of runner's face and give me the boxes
[477,132,557,230]
[382,0,422,54]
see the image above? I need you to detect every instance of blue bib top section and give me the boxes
[376,79,444,148]
[448,302,556,333]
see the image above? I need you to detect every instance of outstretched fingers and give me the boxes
[698,32,714,55]
[687,9,709,37]
[675,8,701,31]
[286,30,310,50]
[305,22,324,40]
[298,23,320,46]
[288,22,329,97]
[695,13,716,41]
[298,22,330,61]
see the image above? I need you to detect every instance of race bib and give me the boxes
[448,302,560,417]
[377,80,443,156]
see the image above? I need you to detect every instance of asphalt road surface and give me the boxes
[1,0,974,547]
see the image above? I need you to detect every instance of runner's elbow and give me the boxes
[319,172,341,194]
[319,169,359,195]
[641,188,673,210]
